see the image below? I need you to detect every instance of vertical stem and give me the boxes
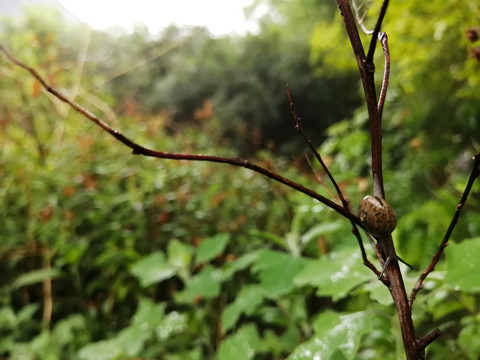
[380,236,419,359]
[336,1,422,358]
[42,248,53,328]
[335,0,384,198]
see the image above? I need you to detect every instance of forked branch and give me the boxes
[351,0,391,121]
[286,85,382,279]
[335,1,420,359]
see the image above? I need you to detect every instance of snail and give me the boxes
[358,195,397,237]
[358,196,413,276]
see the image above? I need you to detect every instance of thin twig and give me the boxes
[417,329,441,352]
[286,85,382,278]
[352,2,390,123]
[0,44,363,226]
[366,0,389,63]
[354,227,384,280]
[303,155,336,197]
[286,85,348,207]
[377,32,390,122]
[409,153,480,307]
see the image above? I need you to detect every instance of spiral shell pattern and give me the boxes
[358,195,397,237]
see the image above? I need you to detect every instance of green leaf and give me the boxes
[288,311,373,360]
[131,298,165,330]
[16,304,40,323]
[78,339,123,360]
[218,324,260,360]
[13,268,62,289]
[116,325,150,357]
[168,239,193,270]
[294,247,371,301]
[156,311,188,341]
[251,250,306,298]
[222,285,265,333]
[0,307,16,329]
[30,331,59,360]
[263,327,300,355]
[445,238,480,293]
[175,265,222,302]
[222,251,260,280]
[195,233,230,264]
[363,279,392,305]
[249,229,287,248]
[130,252,177,287]
[64,239,88,264]
[300,221,344,245]
[78,299,164,359]
[458,314,480,359]
[364,269,417,306]
[52,314,86,346]
[163,348,203,360]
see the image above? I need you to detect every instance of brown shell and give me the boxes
[358,195,397,237]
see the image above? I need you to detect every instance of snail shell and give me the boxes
[358,195,397,237]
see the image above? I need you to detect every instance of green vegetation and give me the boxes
[0,1,479,359]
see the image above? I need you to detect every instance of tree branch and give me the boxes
[0,44,361,226]
[366,0,389,63]
[377,32,390,122]
[409,152,480,307]
[286,85,382,278]
[351,1,390,123]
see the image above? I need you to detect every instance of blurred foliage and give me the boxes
[0,1,479,359]
[78,0,362,155]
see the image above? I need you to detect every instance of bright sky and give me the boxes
[58,0,258,36]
